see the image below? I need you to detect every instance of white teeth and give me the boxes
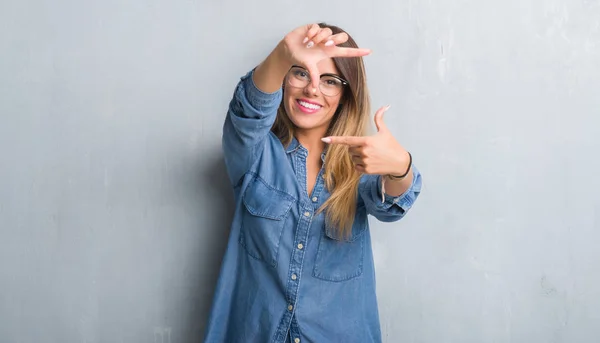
[298,100,321,110]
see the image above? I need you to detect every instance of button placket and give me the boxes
[276,146,329,341]
[278,199,312,340]
[273,145,333,343]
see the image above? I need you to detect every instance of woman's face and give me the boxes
[282,58,345,136]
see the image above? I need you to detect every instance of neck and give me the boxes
[295,127,327,155]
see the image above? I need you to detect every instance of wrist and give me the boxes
[253,42,293,94]
[271,40,294,74]
[387,151,412,180]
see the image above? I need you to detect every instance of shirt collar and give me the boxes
[285,137,301,153]
[285,136,328,162]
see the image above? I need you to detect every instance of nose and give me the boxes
[303,84,320,97]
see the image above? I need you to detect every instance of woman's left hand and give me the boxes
[321,105,411,176]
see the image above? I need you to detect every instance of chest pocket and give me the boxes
[239,175,295,268]
[313,208,367,282]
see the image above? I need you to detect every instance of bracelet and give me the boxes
[387,151,412,180]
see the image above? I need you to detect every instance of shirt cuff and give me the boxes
[378,167,421,211]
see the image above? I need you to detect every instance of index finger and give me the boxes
[330,47,372,58]
[322,136,367,146]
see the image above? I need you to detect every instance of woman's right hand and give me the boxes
[279,24,371,90]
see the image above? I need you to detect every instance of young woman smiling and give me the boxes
[204,23,423,343]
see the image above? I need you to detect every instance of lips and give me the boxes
[296,99,323,114]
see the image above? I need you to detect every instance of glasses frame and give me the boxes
[286,65,349,97]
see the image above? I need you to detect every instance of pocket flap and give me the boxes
[242,176,295,220]
[324,209,367,242]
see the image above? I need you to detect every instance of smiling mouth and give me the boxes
[296,99,323,113]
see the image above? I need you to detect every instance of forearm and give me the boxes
[382,168,414,197]
[252,41,292,93]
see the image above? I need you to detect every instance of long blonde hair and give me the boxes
[271,23,371,238]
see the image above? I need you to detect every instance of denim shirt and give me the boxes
[203,69,422,343]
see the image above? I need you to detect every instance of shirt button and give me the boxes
[294,338,300,343]
[297,243,303,250]
[291,274,297,280]
[288,304,293,311]
[312,196,318,202]
[304,211,310,217]
[393,197,400,203]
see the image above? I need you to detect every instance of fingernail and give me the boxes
[324,40,334,47]
[306,41,314,48]
[385,105,391,111]
[321,137,331,143]
[303,37,309,44]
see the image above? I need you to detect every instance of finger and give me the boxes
[374,105,391,132]
[348,146,364,156]
[330,46,372,58]
[312,27,333,45]
[304,23,321,46]
[351,155,363,165]
[323,32,349,47]
[322,136,367,146]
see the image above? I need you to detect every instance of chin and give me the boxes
[289,117,321,130]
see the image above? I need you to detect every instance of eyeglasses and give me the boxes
[286,65,348,97]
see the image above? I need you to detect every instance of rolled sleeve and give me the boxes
[222,69,283,186]
[359,165,422,222]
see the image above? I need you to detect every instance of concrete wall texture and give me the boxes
[1,0,599,342]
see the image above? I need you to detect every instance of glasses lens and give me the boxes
[288,67,309,88]
[320,76,344,96]
[287,67,346,97]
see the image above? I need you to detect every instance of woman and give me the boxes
[204,23,422,343]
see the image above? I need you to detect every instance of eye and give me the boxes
[293,69,309,79]
[322,77,342,87]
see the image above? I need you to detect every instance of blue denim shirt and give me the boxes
[204,69,422,343]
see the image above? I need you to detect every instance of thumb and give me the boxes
[305,63,321,92]
[374,105,391,132]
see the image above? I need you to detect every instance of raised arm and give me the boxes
[222,24,372,186]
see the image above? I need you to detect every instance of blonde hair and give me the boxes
[271,23,371,238]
